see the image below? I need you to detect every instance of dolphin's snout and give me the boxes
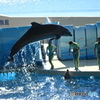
[64,30,72,36]
[69,31,72,36]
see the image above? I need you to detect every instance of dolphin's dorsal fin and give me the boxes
[31,22,41,27]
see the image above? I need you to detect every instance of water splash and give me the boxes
[3,42,41,71]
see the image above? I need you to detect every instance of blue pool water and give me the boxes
[0,0,100,17]
[0,69,99,100]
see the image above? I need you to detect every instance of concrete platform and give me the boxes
[41,55,100,76]
[44,55,100,71]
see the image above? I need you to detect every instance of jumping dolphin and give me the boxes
[8,22,72,61]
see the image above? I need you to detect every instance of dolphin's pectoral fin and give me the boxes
[56,35,61,39]
[31,22,41,27]
[49,38,56,41]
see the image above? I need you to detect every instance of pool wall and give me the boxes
[57,22,100,60]
[0,26,42,68]
[0,21,100,68]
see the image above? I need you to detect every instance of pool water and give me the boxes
[0,69,100,100]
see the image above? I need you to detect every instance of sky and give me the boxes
[0,0,100,17]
